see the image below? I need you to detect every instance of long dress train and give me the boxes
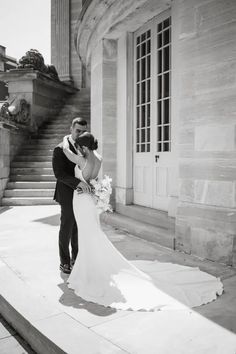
[68,166,223,311]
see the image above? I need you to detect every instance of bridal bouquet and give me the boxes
[90,175,113,213]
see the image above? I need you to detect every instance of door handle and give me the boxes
[155,155,159,163]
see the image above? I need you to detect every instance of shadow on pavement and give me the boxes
[33,214,60,226]
[58,272,118,317]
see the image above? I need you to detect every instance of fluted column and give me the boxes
[51,0,72,83]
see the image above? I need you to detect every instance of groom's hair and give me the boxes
[71,117,87,128]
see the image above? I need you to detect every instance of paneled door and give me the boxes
[133,12,173,210]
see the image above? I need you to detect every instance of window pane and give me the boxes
[147,30,151,38]
[136,107,140,128]
[147,104,150,126]
[141,33,146,42]
[157,101,162,125]
[141,144,145,152]
[157,75,162,99]
[141,129,145,143]
[163,125,169,141]
[141,42,146,57]
[147,55,150,77]
[141,106,145,127]
[158,126,162,141]
[147,40,151,54]
[163,142,169,151]
[163,18,170,29]
[136,129,140,143]
[163,99,169,124]
[137,84,140,104]
[157,33,162,48]
[137,61,140,82]
[137,45,140,59]
[164,73,169,98]
[147,128,150,142]
[147,80,150,102]
[163,29,170,46]
[157,142,162,152]
[141,58,146,80]
[158,50,162,73]
[137,36,140,45]
[141,82,145,103]
[163,46,170,71]
[136,145,140,152]
[157,23,162,33]
[147,143,150,152]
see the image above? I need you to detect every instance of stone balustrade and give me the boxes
[0,68,77,204]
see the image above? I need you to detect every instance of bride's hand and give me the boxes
[77,181,91,194]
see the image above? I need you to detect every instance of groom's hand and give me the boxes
[76,181,91,194]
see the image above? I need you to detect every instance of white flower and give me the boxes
[90,175,113,213]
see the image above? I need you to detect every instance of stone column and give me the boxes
[116,33,133,206]
[175,0,236,266]
[90,39,117,207]
[51,0,72,83]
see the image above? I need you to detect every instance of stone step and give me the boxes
[11,161,52,168]
[27,138,62,144]
[14,156,52,162]
[1,197,56,206]
[9,175,55,181]
[39,129,69,133]
[101,212,175,249]
[7,181,56,189]
[116,204,175,231]
[19,149,53,155]
[22,145,55,150]
[11,167,54,175]
[4,189,54,197]
[31,134,65,139]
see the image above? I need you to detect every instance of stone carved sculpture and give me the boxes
[18,49,59,81]
[0,95,30,126]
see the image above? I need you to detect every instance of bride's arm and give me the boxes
[62,136,85,166]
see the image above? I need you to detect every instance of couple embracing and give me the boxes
[52,117,223,311]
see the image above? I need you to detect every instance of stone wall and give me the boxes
[0,126,28,202]
[175,0,236,266]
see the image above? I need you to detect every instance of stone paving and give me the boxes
[0,205,236,353]
[0,315,35,354]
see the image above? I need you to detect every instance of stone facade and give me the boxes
[175,0,236,266]
[51,0,236,266]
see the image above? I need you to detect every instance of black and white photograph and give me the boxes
[0,0,236,353]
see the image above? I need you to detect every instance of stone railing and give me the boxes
[0,68,77,134]
[0,50,78,204]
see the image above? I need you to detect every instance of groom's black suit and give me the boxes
[52,140,81,266]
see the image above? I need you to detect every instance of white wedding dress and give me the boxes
[68,165,223,311]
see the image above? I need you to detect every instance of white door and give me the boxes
[133,12,173,211]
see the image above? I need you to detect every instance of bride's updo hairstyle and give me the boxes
[77,132,98,151]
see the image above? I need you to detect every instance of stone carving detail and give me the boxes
[0,95,30,126]
[18,49,59,81]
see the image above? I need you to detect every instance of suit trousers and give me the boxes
[59,203,78,265]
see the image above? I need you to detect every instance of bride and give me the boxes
[62,132,223,311]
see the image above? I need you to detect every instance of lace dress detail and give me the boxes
[68,165,223,311]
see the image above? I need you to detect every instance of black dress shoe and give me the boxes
[60,264,71,274]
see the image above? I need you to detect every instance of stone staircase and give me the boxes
[1,89,90,206]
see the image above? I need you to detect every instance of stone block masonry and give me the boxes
[176,0,236,266]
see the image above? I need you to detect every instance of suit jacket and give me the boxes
[52,140,81,205]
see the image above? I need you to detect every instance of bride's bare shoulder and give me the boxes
[94,150,103,162]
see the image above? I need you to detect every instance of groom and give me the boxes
[52,117,90,274]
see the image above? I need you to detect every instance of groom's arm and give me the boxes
[52,146,80,189]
